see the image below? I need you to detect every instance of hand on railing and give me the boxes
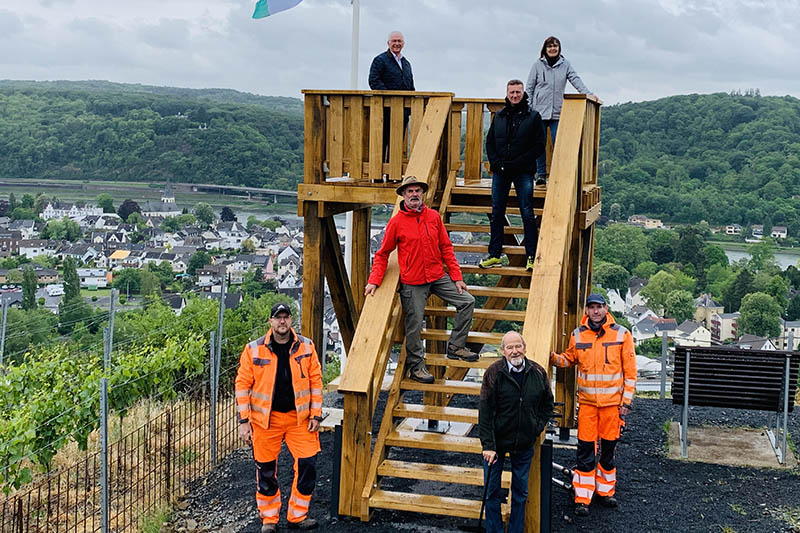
[364,283,378,296]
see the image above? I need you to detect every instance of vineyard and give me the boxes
[0,290,297,531]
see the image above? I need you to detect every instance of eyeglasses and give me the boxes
[271,315,292,322]
[546,44,559,49]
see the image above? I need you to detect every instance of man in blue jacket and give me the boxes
[369,31,414,165]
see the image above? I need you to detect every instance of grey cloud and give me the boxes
[137,19,191,51]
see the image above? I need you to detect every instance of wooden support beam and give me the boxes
[389,96,404,181]
[347,95,365,181]
[369,96,384,181]
[304,95,325,184]
[298,184,397,206]
[329,95,345,177]
[323,216,357,352]
[464,102,484,184]
[340,392,372,517]
[301,202,325,355]
[351,207,371,314]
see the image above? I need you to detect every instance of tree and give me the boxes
[220,207,237,222]
[187,251,211,276]
[117,199,141,222]
[112,268,142,295]
[96,193,115,213]
[22,266,38,310]
[664,290,695,324]
[41,218,82,242]
[646,230,678,265]
[786,293,800,321]
[748,240,778,272]
[765,275,789,312]
[609,203,621,221]
[594,224,650,273]
[20,194,35,209]
[59,257,90,335]
[194,202,214,225]
[592,262,630,294]
[62,257,80,301]
[738,292,782,338]
[674,225,705,273]
[706,264,734,302]
[640,270,685,315]
[703,244,728,268]
[240,238,256,254]
[722,268,754,312]
[140,268,161,298]
[162,217,181,233]
[633,261,658,279]
[10,207,36,221]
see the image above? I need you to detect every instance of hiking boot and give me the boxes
[408,366,435,384]
[535,174,548,186]
[288,517,319,530]
[526,256,535,271]
[447,344,479,362]
[261,524,277,533]
[574,503,589,516]
[479,255,503,269]
[597,495,618,508]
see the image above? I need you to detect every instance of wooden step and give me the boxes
[377,460,511,488]
[400,378,482,396]
[446,223,524,234]
[426,353,501,369]
[425,306,526,321]
[392,404,479,424]
[453,243,526,255]
[464,285,529,298]
[452,185,546,199]
[420,329,505,345]
[385,429,482,453]
[460,265,531,277]
[447,205,543,216]
[369,490,484,519]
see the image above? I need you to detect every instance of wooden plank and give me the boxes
[298,183,397,205]
[464,102,484,184]
[385,430,482,453]
[339,392,372,517]
[399,378,482,396]
[319,202,371,218]
[301,202,325,354]
[410,97,424,153]
[303,94,324,184]
[425,306,526,321]
[369,96,384,181]
[453,243,526,255]
[426,353,501,369]
[420,329,505,345]
[579,201,602,229]
[347,95,365,181]
[459,265,531,277]
[369,490,483,519]
[388,96,404,181]
[302,89,454,97]
[463,285,529,298]
[329,95,344,177]
[323,217,357,352]
[448,103,463,175]
[446,223,524,234]
[392,405,478,424]
[351,207,371,315]
[377,460,511,488]
[445,204,544,216]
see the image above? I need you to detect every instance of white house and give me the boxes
[725,224,742,235]
[42,202,103,221]
[779,319,800,350]
[771,226,788,239]
[710,312,739,342]
[673,320,712,347]
[625,278,648,313]
[735,334,777,351]
[19,239,60,259]
[77,268,109,288]
[606,289,625,314]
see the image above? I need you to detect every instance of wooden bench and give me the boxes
[672,346,799,463]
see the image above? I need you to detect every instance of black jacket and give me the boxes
[485,93,546,176]
[368,50,415,91]
[479,358,554,454]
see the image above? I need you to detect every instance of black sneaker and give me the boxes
[408,366,435,384]
[597,495,618,508]
[574,503,589,516]
[447,344,479,362]
[535,174,548,186]
[288,517,319,530]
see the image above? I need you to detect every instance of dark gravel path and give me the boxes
[174,397,800,532]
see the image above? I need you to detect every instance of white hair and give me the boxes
[387,31,404,41]
[500,331,525,350]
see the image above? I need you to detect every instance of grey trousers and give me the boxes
[398,275,475,370]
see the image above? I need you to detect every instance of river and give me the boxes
[723,247,800,270]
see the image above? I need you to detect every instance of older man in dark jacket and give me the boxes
[479,331,554,533]
[480,79,546,272]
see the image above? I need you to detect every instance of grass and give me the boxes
[720,526,737,533]
[80,287,112,298]
[138,503,172,533]
[728,503,747,516]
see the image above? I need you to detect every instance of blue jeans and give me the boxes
[483,447,535,533]
[536,119,559,176]
[489,171,538,258]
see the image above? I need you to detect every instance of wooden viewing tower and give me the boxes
[299,89,602,531]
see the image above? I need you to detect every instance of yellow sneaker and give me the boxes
[479,256,503,269]
[526,256,535,271]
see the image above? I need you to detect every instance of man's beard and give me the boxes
[509,355,524,367]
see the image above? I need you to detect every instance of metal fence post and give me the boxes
[660,331,668,400]
[781,352,791,463]
[108,288,117,350]
[0,298,8,369]
[165,409,172,497]
[209,331,217,466]
[100,378,109,533]
[681,349,691,458]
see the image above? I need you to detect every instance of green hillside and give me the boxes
[600,92,800,234]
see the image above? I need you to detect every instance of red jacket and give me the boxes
[368,203,462,286]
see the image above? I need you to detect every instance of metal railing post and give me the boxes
[660,331,668,399]
[781,353,790,463]
[681,349,691,458]
[100,378,109,533]
[209,331,217,465]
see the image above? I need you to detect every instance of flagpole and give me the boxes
[344,0,360,277]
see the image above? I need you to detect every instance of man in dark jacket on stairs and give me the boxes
[479,331,554,533]
[480,80,546,272]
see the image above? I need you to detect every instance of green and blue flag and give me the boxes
[252,0,303,19]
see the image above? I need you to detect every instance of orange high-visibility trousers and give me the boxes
[572,405,621,504]
[252,410,321,524]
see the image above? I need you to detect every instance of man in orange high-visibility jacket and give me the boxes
[550,293,636,517]
[236,302,323,532]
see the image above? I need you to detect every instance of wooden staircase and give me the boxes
[300,89,603,531]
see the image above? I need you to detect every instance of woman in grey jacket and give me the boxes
[526,36,592,184]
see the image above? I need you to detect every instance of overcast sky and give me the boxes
[1,0,799,105]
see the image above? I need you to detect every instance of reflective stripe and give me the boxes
[625,379,636,386]
[311,388,322,396]
[251,392,271,402]
[579,385,623,395]
[295,389,310,399]
[236,390,250,398]
[257,493,281,506]
[573,472,594,486]
[289,507,307,518]
[575,342,593,349]
[596,469,616,482]
[289,494,310,508]
[573,486,593,498]
[310,401,322,410]
[251,404,269,415]
[296,403,310,413]
[237,404,249,413]
[602,341,623,347]
[615,326,627,342]
[260,508,280,518]
[578,370,622,382]
[595,481,614,493]
[552,354,569,367]
[623,390,634,400]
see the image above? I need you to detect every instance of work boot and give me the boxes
[597,495,618,508]
[447,344,479,362]
[479,255,503,269]
[574,503,589,516]
[260,524,277,533]
[408,366,435,384]
[526,256,535,271]
[288,517,319,530]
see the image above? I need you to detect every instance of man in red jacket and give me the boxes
[365,176,477,383]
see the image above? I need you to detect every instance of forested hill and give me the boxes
[600,92,800,231]
[0,81,304,190]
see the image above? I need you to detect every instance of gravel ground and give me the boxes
[172,396,800,532]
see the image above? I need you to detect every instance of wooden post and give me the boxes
[302,202,325,353]
[339,391,373,516]
[323,216,357,352]
[304,94,325,184]
[351,207,371,315]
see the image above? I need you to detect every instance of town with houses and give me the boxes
[1,181,798,371]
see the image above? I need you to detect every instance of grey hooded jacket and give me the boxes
[525,55,590,120]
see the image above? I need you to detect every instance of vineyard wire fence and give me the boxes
[0,363,242,533]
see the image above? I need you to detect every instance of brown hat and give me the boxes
[396,175,429,196]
